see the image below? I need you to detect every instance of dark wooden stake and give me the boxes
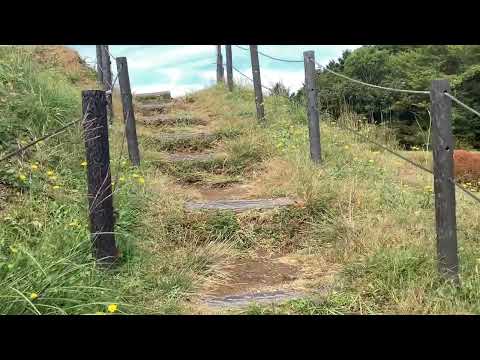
[304,50,321,163]
[216,45,224,84]
[430,79,459,283]
[116,57,140,166]
[249,45,265,123]
[226,45,233,91]
[96,45,103,84]
[82,90,118,265]
[101,45,114,123]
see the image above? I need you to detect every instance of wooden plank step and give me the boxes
[135,91,172,100]
[136,103,174,114]
[158,131,216,142]
[141,115,207,126]
[185,198,295,212]
[164,152,225,162]
[202,290,305,309]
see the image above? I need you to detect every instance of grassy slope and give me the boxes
[167,85,480,315]
[1,46,480,315]
[0,46,163,314]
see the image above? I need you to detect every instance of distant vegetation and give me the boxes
[292,45,480,149]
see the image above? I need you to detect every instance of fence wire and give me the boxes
[104,46,117,61]
[234,45,304,63]
[215,62,274,92]
[444,92,480,118]
[0,114,89,163]
[315,61,430,95]
[222,47,480,206]
[334,121,480,205]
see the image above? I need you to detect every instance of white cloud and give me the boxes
[70,45,363,97]
[126,45,214,70]
[132,83,204,98]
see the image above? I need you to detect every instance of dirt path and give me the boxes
[135,93,333,313]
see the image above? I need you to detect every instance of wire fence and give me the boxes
[217,46,480,207]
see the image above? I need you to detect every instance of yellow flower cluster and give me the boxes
[107,304,118,313]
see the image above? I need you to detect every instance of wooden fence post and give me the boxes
[430,79,459,283]
[226,45,233,91]
[82,90,118,265]
[116,57,140,166]
[304,50,321,163]
[96,45,103,84]
[101,45,114,123]
[249,45,265,123]
[216,45,224,84]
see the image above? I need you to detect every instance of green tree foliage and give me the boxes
[309,45,480,148]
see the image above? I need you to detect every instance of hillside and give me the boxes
[1,46,480,314]
[295,45,480,149]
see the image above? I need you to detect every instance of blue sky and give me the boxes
[69,45,361,97]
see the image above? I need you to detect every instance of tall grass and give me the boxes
[190,85,480,314]
[0,46,148,314]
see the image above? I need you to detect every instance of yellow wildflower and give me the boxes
[30,164,38,171]
[107,304,118,313]
[137,177,145,184]
[119,176,126,182]
[30,293,38,300]
[81,161,88,167]
[47,170,54,176]
[18,174,27,181]
[52,185,61,190]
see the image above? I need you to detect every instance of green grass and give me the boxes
[3,51,480,314]
[182,85,480,314]
[0,46,172,314]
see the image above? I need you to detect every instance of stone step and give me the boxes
[142,131,219,152]
[163,152,225,162]
[185,197,295,212]
[140,115,207,127]
[135,91,172,102]
[135,103,174,114]
[157,131,217,142]
[202,290,305,309]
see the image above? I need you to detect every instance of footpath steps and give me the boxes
[137,93,308,311]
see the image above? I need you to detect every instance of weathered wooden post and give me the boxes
[226,45,233,91]
[249,45,265,123]
[82,90,118,265]
[303,50,321,163]
[216,45,224,84]
[96,45,103,84]
[116,57,140,166]
[100,45,114,123]
[430,79,459,283]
